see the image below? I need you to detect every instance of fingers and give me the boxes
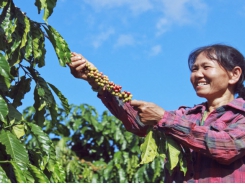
[130,100,146,107]
[130,100,147,112]
[70,54,86,64]
[67,52,87,79]
[70,52,95,68]
[69,52,87,70]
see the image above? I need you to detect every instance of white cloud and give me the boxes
[115,34,135,47]
[84,0,209,47]
[83,0,153,15]
[150,45,162,56]
[156,17,170,35]
[156,0,208,36]
[91,28,115,48]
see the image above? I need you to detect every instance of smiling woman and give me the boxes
[189,45,244,112]
[68,43,245,182]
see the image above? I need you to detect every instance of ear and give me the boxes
[228,66,242,85]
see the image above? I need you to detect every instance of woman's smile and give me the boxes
[190,52,232,101]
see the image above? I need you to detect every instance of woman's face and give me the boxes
[190,52,233,100]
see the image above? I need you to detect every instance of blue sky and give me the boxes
[15,0,245,114]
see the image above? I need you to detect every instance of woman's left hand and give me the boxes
[130,100,165,125]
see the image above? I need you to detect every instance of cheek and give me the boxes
[190,74,195,85]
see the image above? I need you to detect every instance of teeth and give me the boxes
[197,83,207,86]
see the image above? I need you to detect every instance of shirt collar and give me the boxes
[186,98,245,114]
[226,98,245,112]
[185,102,206,114]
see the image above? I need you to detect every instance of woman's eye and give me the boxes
[204,66,210,69]
[191,68,197,72]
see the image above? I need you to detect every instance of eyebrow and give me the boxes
[192,61,213,67]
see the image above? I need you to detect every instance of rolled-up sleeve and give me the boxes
[98,91,149,137]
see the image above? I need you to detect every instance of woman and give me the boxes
[69,44,245,182]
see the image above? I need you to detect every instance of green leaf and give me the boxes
[48,102,58,124]
[47,160,65,183]
[11,161,27,183]
[36,77,56,107]
[43,25,71,66]
[35,77,58,124]
[24,34,33,59]
[8,76,31,108]
[33,77,58,125]
[0,130,29,171]
[37,87,45,96]
[0,3,16,43]
[12,124,25,139]
[34,0,43,14]
[151,157,164,181]
[0,0,8,8]
[0,166,11,183]
[14,7,29,51]
[179,154,187,176]
[31,23,46,67]
[154,131,167,159]
[35,0,57,21]
[0,53,12,88]
[0,94,8,124]
[11,162,34,182]
[47,82,70,115]
[0,76,8,93]
[103,162,113,181]
[57,123,70,137]
[83,113,102,132]
[118,168,127,183]
[139,129,158,165]
[33,87,46,126]
[7,103,23,124]
[27,123,52,155]
[27,123,58,172]
[166,136,181,170]
[20,15,31,49]
[7,35,22,66]
[28,164,50,183]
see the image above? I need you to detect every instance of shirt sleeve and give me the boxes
[157,108,245,165]
[97,91,149,137]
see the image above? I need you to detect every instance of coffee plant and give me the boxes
[0,0,187,182]
[22,104,166,182]
[0,0,70,182]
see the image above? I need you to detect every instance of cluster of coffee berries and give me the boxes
[84,62,133,102]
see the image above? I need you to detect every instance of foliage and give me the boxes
[139,129,188,176]
[23,104,166,183]
[0,0,70,182]
[0,0,186,182]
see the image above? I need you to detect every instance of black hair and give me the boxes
[188,44,245,99]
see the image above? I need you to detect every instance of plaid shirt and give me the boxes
[98,91,245,182]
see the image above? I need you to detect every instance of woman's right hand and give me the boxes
[68,52,102,92]
[68,52,93,80]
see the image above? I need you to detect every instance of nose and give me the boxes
[190,68,204,84]
[193,68,204,78]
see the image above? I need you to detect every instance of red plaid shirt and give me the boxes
[98,91,245,182]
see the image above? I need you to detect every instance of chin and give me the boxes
[196,92,207,98]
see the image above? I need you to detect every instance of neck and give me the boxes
[206,94,234,112]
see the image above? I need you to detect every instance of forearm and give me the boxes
[97,90,149,137]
